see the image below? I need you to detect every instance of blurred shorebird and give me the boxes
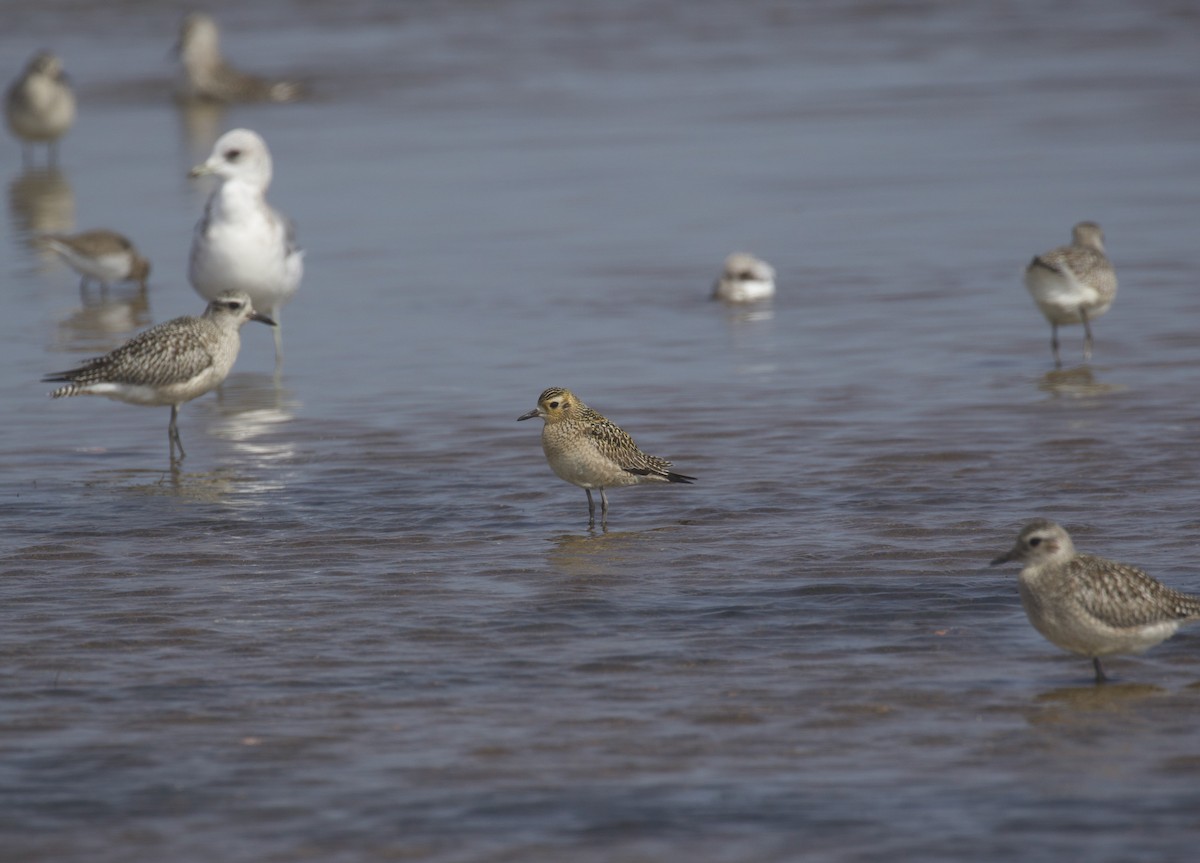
[5,51,75,165]
[1023,222,1117,367]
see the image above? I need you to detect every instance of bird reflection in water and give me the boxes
[1037,366,1125,398]
[7,166,74,259]
[54,284,151,354]
[206,371,299,466]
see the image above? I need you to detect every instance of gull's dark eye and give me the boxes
[1029,537,1042,547]
[225,148,242,162]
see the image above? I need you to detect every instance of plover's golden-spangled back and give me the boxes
[189,128,302,370]
[518,387,695,526]
[1023,222,1117,367]
[5,51,75,166]
[44,290,275,462]
[712,252,776,303]
[40,229,151,293]
[991,519,1200,682]
[174,12,303,104]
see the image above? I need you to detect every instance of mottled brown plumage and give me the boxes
[518,387,695,525]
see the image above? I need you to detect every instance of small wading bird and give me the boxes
[5,50,75,165]
[40,229,151,294]
[44,291,275,462]
[174,12,303,103]
[1023,221,1117,367]
[991,519,1200,682]
[519,387,695,526]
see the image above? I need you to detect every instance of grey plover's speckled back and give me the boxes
[40,229,150,293]
[189,128,302,370]
[174,12,303,104]
[1022,222,1117,367]
[991,519,1200,682]
[518,387,695,526]
[5,50,75,166]
[712,252,776,303]
[43,290,275,462]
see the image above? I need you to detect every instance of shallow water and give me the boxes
[3,1,1200,860]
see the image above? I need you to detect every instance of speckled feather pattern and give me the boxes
[44,292,266,404]
[527,387,695,489]
[993,519,1200,670]
[47,316,220,393]
[1061,554,1200,629]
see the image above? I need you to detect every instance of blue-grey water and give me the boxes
[3,1,1200,860]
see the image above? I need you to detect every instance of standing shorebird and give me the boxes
[189,128,302,370]
[712,252,776,303]
[991,519,1200,682]
[518,387,695,526]
[1023,221,1117,367]
[174,12,303,103]
[40,229,151,294]
[43,290,275,462]
[5,51,75,165]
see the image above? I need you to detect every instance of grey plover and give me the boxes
[44,290,275,461]
[40,229,150,293]
[518,387,695,526]
[991,519,1200,682]
[1023,222,1117,367]
[189,128,302,369]
[174,12,303,103]
[5,51,75,165]
[712,252,776,303]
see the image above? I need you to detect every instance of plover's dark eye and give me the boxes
[225,149,242,162]
[549,401,559,409]
[1029,537,1042,547]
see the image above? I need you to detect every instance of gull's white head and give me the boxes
[189,128,274,189]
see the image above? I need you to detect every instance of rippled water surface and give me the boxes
[3,1,1200,860]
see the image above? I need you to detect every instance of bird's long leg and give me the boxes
[1092,657,1108,684]
[271,308,284,378]
[168,404,186,462]
[1080,308,1093,362]
[586,489,596,526]
[1051,323,1062,368]
[600,488,609,527]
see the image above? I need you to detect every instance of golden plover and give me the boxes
[1023,222,1117,367]
[189,128,302,369]
[40,229,150,293]
[5,51,75,166]
[44,290,275,462]
[518,387,695,525]
[174,12,303,103]
[712,252,775,303]
[991,519,1200,682]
